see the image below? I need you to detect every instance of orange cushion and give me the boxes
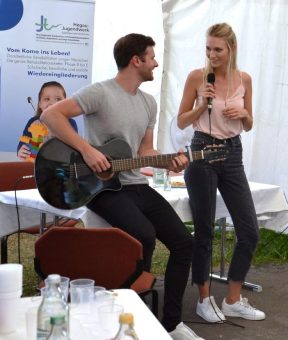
[130,271,156,293]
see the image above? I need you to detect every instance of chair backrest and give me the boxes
[34,227,144,289]
[0,161,36,191]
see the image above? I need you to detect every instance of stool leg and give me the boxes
[219,218,226,277]
[1,236,9,264]
[40,213,46,234]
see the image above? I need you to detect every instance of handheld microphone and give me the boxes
[27,96,36,112]
[207,73,215,114]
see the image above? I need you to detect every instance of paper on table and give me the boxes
[171,176,186,188]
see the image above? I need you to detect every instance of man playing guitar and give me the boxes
[41,33,204,340]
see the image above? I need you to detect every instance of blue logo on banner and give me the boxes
[35,15,61,32]
[0,0,24,31]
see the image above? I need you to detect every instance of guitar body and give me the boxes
[35,138,132,209]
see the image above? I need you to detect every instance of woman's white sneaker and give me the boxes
[222,295,266,320]
[169,322,205,340]
[196,296,226,323]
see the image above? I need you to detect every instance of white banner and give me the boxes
[0,0,95,153]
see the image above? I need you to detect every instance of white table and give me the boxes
[0,289,172,340]
[0,189,110,238]
[154,179,288,233]
[1,181,287,292]
[0,181,288,238]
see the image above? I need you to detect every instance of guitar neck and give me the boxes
[111,150,204,172]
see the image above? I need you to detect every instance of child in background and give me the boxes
[17,81,78,162]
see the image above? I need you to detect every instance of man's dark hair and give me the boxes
[113,33,155,70]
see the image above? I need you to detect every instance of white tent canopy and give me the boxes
[92,0,288,196]
[1,0,287,197]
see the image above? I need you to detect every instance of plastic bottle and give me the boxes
[114,313,139,339]
[47,316,70,340]
[37,274,69,340]
[164,170,171,191]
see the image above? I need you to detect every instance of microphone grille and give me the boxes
[207,73,215,84]
[27,96,32,103]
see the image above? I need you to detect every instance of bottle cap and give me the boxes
[119,313,134,324]
[46,274,61,284]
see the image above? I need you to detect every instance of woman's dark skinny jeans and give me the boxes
[184,131,259,285]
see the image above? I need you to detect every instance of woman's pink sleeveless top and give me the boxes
[193,72,245,139]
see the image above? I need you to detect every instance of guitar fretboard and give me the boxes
[111,150,204,172]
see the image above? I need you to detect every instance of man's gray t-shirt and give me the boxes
[72,78,157,185]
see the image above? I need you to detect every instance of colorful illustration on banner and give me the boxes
[19,120,49,162]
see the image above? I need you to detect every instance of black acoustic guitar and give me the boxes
[35,137,227,210]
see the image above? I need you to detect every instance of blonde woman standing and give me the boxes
[178,23,265,323]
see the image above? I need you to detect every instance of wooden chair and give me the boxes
[0,161,77,263]
[34,226,158,316]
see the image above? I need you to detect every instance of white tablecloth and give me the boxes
[0,181,288,238]
[155,180,288,233]
[0,189,110,238]
[0,289,171,340]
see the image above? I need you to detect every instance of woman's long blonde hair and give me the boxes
[204,23,238,88]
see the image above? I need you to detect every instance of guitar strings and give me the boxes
[64,148,222,175]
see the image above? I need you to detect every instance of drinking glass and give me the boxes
[69,279,95,314]
[98,303,124,339]
[152,168,165,188]
[25,305,38,340]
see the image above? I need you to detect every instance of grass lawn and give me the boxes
[3,225,288,296]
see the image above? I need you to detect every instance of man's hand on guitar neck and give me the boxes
[82,143,111,173]
[167,150,188,173]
